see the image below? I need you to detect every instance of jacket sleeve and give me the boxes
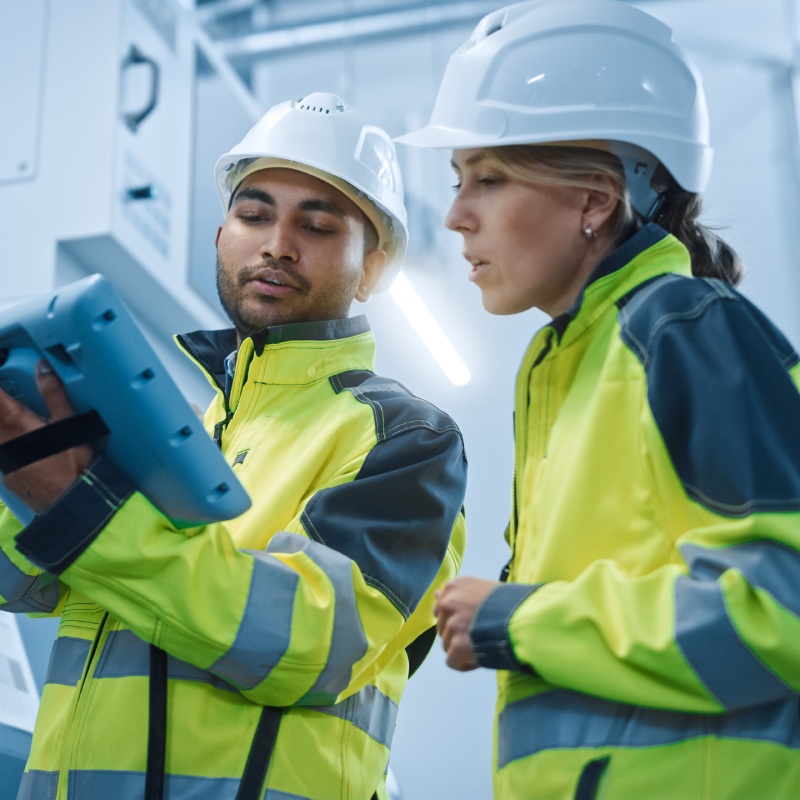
[471,279,800,714]
[13,408,467,707]
[0,504,62,615]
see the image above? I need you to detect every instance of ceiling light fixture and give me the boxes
[388,271,471,386]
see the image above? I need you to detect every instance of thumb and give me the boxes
[35,360,75,421]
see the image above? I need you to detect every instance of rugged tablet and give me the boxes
[0,274,251,526]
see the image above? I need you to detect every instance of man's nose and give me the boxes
[259,221,299,262]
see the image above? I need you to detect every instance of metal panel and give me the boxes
[0,0,49,185]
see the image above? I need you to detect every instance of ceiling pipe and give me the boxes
[214,1,499,65]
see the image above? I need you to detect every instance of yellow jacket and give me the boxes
[470,226,800,799]
[1,315,467,800]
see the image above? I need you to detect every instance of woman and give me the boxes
[397,1,800,798]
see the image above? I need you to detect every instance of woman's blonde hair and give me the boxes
[480,144,635,243]
[480,144,743,285]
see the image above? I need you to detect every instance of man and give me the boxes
[0,93,467,800]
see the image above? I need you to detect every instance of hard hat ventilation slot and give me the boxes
[294,93,346,115]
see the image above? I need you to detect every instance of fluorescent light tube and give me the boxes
[389,271,471,386]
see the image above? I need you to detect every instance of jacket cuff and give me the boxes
[469,582,540,672]
[14,457,134,575]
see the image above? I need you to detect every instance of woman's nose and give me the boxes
[445,197,472,233]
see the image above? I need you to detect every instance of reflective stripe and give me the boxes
[94,630,236,692]
[498,690,800,769]
[310,684,398,748]
[269,532,368,704]
[68,770,241,799]
[682,541,800,618]
[210,549,299,690]
[20,768,316,799]
[45,636,91,686]
[674,575,791,709]
[17,769,58,799]
[0,548,60,612]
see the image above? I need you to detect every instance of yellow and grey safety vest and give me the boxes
[0,315,467,800]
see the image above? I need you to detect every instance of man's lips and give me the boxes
[242,268,301,297]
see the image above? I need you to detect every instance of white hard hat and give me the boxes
[215,92,408,291]
[396,0,713,217]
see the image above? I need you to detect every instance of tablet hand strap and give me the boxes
[0,411,109,474]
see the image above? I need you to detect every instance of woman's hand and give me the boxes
[0,360,93,513]
[434,576,500,671]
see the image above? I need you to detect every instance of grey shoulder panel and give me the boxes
[302,371,467,617]
[617,275,800,515]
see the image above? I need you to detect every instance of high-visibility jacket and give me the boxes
[469,224,800,799]
[0,315,467,800]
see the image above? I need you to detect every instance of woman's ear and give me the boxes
[582,175,620,235]
[355,249,387,303]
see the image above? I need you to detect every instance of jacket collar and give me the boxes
[550,223,691,345]
[176,315,374,391]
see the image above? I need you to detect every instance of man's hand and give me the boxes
[434,576,499,672]
[0,360,93,514]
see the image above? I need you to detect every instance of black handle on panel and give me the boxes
[121,44,160,133]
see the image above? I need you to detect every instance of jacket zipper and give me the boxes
[509,328,556,578]
[60,612,110,795]
[213,411,234,449]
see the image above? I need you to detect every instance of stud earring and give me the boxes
[583,226,595,241]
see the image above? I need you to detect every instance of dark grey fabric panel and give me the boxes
[303,372,467,618]
[470,583,539,672]
[618,274,800,515]
[15,457,134,575]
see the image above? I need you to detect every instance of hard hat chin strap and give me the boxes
[608,142,662,221]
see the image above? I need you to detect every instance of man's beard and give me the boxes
[215,255,310,337]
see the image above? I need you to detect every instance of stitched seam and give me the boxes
[363,575,410,618]
[684,483,800,516]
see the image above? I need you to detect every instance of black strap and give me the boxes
[405,626,437,679]
[0,410,109,474]
[232,631,428,800]
[574,756,611,800]
[235,706,284,800]
[145,645,168,800]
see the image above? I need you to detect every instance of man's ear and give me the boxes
[355,249,386,303]
[215,226,222,248]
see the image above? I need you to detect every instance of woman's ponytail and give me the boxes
[650,166,743,286]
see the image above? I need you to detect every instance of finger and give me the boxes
[35,360,75,421]
[433,591,445,620]
[445,638,479,672]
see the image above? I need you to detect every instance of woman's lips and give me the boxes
[467,257,489,283]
